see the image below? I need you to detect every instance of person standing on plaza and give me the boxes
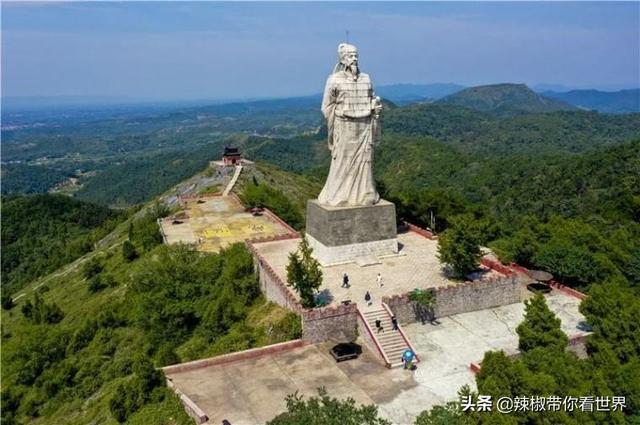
[342,272,350,288]
[376,273,383,287]
[364,290,372,306]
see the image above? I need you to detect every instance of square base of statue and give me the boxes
[305,199,398,266]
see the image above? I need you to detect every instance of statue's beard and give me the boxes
[346,64,359,76]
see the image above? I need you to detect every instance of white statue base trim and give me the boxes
[306,233,401,267]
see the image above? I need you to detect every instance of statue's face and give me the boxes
[342,50,358,68]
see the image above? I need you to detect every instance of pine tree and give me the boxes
[286,237,323,308]
[517,293,568,353]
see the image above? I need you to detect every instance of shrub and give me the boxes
[2,292,14,310]
[82,258,104,280]
[21,293,64,324]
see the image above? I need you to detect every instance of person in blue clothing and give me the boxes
[402,349,415,370]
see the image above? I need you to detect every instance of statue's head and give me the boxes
[338,43,358,65]
[335,43,359,75]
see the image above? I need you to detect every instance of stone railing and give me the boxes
[403,221,437,240]
[261,207,300,235]
[480,257,516,277]
[165,379,209,424]
[245,232,300,244]
[509,263,587,300]
[549,280,587,300]
[162,339,306,374]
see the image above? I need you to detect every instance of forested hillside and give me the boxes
[1,195,125,296]
[543,88,640,114]
[1,202,301,424]
[383,104,640,155]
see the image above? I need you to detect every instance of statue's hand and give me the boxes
[372,96,383,116]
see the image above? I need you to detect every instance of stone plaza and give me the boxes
[159,195,294,252]
[253,230,505,312]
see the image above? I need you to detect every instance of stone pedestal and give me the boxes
[305,199,398,266]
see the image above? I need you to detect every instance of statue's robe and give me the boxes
[318,71,380,207]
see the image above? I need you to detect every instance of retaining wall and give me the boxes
[383,276,521,324]
[302,303,358,343]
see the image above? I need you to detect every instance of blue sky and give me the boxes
[2,2,638,100]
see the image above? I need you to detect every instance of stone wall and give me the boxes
[247,241,303,314]
[302,304,358,343]
[383,276,521,324]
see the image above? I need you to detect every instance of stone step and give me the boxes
[376,333,405,342]
[379,336,406,345]
[382,345,409,355]
[387,348,411,360]
[380,337,408,346]
[364,311,394,317]
[381,342,408,351]
[366,317,392,324]
[358,306,417,369]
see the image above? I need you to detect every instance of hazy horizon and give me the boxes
[2,2,639,101]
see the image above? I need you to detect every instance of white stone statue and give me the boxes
[317,43,383,207]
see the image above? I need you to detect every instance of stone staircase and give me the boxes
[222,164,243,196]
[361,306,419,368]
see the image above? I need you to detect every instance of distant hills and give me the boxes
[436,83,577,117]
[376,83,465,105]
[542,89,640,114]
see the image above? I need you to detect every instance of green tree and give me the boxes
[437,215,482,278]
[268,388,390,425]
[516,294,569,353]
[122,240,138,262]
[286,237,322,308]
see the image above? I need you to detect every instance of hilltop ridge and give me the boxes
[438,83,577,117]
